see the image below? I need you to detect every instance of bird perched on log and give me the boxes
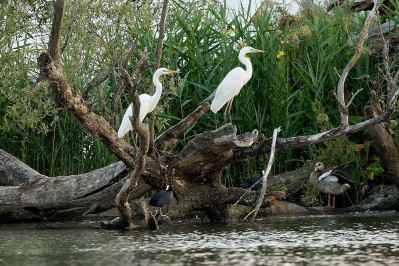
[208,46,266,124]
[149,185,174,217]
[241,175,262,190]
[118,68,180,138]
[310,162,354,208]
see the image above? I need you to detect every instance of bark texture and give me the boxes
[0,149,152,222]
[365,91,399,185]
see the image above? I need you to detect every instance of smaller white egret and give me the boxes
[118,68,180,138]
[210,46,265,123]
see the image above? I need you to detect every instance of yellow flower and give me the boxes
[245,55,251,60]
[277,51,286,59]
[222,29,235,35]
[297,15,303,20]
[280,40,289,45]
[241,42,247,47]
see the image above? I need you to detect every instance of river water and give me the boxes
[1,211,398,265]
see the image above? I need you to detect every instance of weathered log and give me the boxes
[0,148,152,221]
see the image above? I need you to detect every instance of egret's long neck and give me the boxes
[152,75,163,103]
[239,51,253,83]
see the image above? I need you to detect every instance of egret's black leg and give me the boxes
[130,132,138,154]
[227,98,234,124]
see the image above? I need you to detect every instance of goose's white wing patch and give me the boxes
[318,170,333,181]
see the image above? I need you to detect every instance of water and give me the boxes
[1,212,398,265]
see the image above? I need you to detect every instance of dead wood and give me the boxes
[327,0,396,16]
[250,127,281,221]
[365,91,399,185]
[0,148,135,221]
[140,198,158,230]
[336,0,383,127]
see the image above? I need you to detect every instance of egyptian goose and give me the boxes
[310,162,354,208]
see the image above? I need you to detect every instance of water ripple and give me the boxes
[0,212,398,265]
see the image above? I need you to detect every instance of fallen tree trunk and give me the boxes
[0,149,152,222]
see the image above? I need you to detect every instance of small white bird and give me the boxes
[210,46,265,123]
[118,68,180,138]
[310,162,354,208]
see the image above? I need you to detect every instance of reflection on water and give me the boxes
[1,212,398,265]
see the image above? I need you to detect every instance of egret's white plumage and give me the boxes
[210,46,265,122]
[118,68,179,138]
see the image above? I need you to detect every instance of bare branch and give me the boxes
[111,48,150,129]
[153,102,210,152]
[336,0,383,126]
[153,0,169,71]
[48,0,66,66]
[110,71,125,129]
[250,127,281,221]
[149,0,169,146]
[230,109,394,164]
[376,10,396,100]
[334,66,340,78]
[83,52,123,100]
[115,69,151,228]
[123,36,140,70]
[61,0,79,53]
[129,49,151,80]
[346,88,364,108]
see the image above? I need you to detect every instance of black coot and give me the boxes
[149,185,173,216]
[241,175,262,191]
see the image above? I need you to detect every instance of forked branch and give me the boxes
[336,0,383,126]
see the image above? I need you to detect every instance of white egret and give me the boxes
[118,68,180,138]
[210,46,265,123]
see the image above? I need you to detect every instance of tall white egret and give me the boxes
[210,46,265,123]
[118,68,180,138]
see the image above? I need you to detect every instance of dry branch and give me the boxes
[61,0,79,53]
[153,102,210,152]
[336,0,383,126]
[250,127,281,221]
[113,69,151,228]
[153,0,169,71]
[83,52,123,100]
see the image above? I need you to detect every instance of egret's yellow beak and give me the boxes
[165,69,180,74]
[252,49,266,53]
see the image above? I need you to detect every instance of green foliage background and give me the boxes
[1,0,397,195]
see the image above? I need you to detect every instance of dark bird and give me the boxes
[310,162,354,208]
[241,175,262,190]
[149,185,173,216]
